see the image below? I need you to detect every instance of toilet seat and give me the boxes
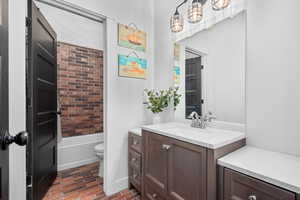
[94,143,104,153]
[94,143,104,178]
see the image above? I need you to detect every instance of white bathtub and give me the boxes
[57,133,104,171]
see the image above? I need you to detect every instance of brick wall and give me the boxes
[57,42,103,137]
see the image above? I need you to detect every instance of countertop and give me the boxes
[129,128,142,136]
[141,122,245,149]
[218,146,300,194]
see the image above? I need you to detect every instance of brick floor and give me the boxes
[42,162,140,200]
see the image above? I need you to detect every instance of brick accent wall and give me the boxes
[57,42,103,137]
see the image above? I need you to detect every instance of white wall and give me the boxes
[35,1,104,50]
[153,0,174,89]
[246,0,300,156]
[176,13,246,124]
[9,0,27,199]
[56,0,155,196]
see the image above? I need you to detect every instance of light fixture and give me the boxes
[212,0,231,10]
[170,0,188,33]
[170,0,231,33]
[170,10,184,33]
[188,0,203,23]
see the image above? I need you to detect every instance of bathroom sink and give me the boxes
[142,122,246,149]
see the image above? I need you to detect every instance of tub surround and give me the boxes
[58,133,103,171]
[218,146,300,194]
[142,122,246,149]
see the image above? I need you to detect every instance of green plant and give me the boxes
[144,87,182,114]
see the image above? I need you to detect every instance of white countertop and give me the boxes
[129,128,142,136]
[141,122,245,149]
[218,146,300,194]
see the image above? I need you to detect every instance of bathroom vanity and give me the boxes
[128,129,143,193]
[218,147,300,200]
[141,122,246,200]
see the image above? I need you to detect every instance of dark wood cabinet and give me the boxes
[220,167,297,200]
[144,132,169,197]
[128,132,143,193]
[143,131,207,200]
[167,137,207,200]
[142,130,246,200]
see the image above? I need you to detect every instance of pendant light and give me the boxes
[170,0,188,33]
[212,0,231,10]
[188,0,203,23]
[170,10,184,33]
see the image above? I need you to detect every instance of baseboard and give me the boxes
[57,133,104,171]
[58,157,99,171]
[105,176,129,196]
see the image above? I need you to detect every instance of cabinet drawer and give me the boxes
[224,168,296,200]
[145,181,167,200]
[129,133,142,153]
[129,165,141,192]
[129,149,141,171]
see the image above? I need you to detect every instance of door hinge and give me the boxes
[26,175,33,188]
[201,99,204,104]
[26,17,32,27]
[201,65,204,70]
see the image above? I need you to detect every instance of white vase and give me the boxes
[153,113,162,124]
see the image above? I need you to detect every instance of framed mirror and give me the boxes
[173,12,246,130]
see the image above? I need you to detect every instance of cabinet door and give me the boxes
[168,138,207,200]
[144,132,169,197]
[224,168,296,200]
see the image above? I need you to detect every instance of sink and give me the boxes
[142,122,246,149]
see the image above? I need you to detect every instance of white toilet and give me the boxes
[94,143,104,177]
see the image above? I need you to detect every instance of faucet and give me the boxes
[188,111,202,128]
[188,111,216,129]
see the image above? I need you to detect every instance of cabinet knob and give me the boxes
[162,144,171,150]
[152,193,157,199]
[248,195,257,200]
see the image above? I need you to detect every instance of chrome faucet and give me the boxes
[188,111,202,128]
[188,111,216,129]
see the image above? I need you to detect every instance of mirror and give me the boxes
[173,12,246,127]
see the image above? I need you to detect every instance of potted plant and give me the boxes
[144,87,181,124]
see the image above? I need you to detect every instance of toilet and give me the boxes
[94,143,104,177]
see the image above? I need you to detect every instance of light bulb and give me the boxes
[170,12,184,33]
[188,1,203,23]
[212,0,231,10]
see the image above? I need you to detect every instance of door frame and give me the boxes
[8,0,27,199]
[0,0,9,198]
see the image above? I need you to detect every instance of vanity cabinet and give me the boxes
[143,132,207,200]
[128,132,143,193]
[143,133,169,198]
[219,167,296,200]
[142,130,246,200]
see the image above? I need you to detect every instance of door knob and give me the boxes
[1,130,28,150]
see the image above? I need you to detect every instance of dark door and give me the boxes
[0,0,9,199]
[185,57,202,118]
[143,131,169,198]
[167,138,207,200]
[27,2,58,200]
